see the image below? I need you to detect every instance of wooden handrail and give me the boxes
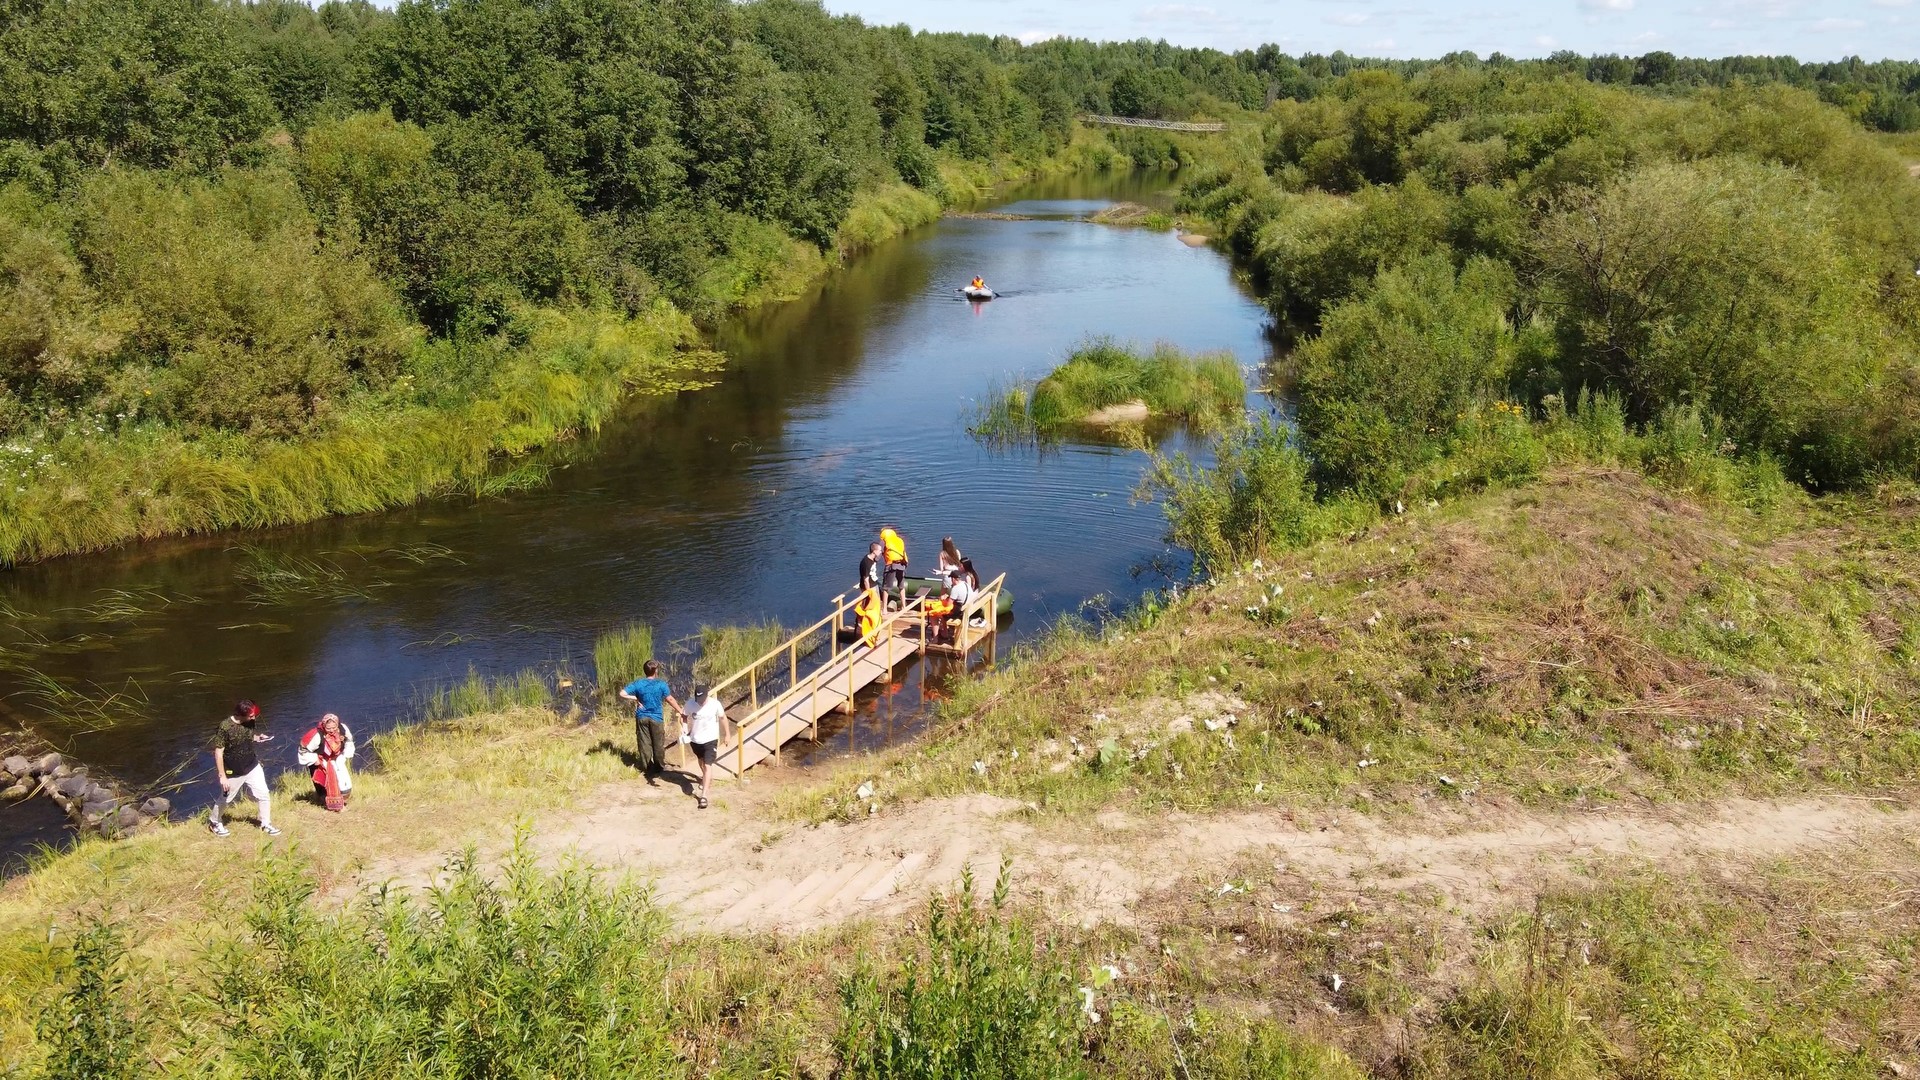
[705,591,851,706]
[722,589,930,778]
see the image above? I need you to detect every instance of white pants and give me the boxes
[211,766,271,828]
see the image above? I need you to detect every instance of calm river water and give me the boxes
[0,171,1279,862]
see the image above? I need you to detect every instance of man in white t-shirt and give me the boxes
[687,684,727,810]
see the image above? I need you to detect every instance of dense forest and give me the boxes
[4,0,1920,563]
[1152,66,1920,568]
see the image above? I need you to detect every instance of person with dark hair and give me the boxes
[686,684,726,810]
[619,659,684,782]
[938,537,965,583]
[210,699,278,836]
[858,541,883,593]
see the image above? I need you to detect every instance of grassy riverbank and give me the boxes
[5,463,1919,1077]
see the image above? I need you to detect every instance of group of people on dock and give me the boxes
[855,527,981,645]
[202,528,985,834]
[206,700,354,836]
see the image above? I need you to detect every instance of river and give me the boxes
[0,170,1279,863]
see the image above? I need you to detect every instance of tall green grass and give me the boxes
[969,339,1246,444]
[838,863,1090,1080]
[593,621,655,695]
[419,666,550,722]
[689,620,827,704]
[222,841,678,1077]
[0,307,716,566]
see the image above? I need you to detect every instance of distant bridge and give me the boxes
[1079,114,1226,133]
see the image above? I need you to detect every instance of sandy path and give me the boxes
[353,775,1918,934]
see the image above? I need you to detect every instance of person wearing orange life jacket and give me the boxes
[922,593,956,644]
[879,526,908,605]
[854,589,883,647]
[970,276,985,291]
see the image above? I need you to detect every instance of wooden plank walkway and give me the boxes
[711,629,918,779]
[699,575,1007,781]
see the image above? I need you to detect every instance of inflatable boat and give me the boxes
[961,285,995,301]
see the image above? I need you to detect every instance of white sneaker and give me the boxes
[260,824,282,836]
[208,821,230,837]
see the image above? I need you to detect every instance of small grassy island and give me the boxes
[970,339,1247,443]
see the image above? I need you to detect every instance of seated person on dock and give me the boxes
[922,593,957,644]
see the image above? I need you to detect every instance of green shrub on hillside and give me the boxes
[1294,254,1517,497]
[839,864,1089,1080]
[210,844,679,1077]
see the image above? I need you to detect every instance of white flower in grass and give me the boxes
[1077,985,1101,1023]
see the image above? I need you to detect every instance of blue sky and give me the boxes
[823,1,1920,62]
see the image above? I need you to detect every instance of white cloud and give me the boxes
[1534,33,1559,46]
[1369,36,1398,49]
[1810,15,1866,28]
[1579,0,1635,10]
[1869,0,1913,7]
[1017,28,1062,43]
[1324,11,1371,24]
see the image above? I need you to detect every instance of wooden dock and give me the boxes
[701,575,1006,780]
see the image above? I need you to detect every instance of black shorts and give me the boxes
[883,565,905,589]
[692,740,718,765]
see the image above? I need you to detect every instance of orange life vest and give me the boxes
[855,591,881,645]
[924,597,956,619]
[881,528,906,566]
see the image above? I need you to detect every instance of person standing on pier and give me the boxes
[209,699,279,837]
[619,660,685,784]
[880,525,908,606]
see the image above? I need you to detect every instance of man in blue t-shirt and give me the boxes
[619,659,685,781]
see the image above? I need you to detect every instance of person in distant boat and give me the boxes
[937,537,965,582]
[969,276,986,291]
[209,699,279,837]
[619,660,685,784]
[297,712,355,812]
[858,541,883,593]
[879,526,908,605]
[686,684,726,810]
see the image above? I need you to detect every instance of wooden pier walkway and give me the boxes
[702,575,1006,780]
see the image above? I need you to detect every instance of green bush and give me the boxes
[1294,254,1518,499]
[838,863,1088,1080]
[1142,417,1372,573]
[211,841,679,1078]
[25,921,146,1080]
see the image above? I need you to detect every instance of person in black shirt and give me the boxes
[857,541,883,593]
[210,699,279,837]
